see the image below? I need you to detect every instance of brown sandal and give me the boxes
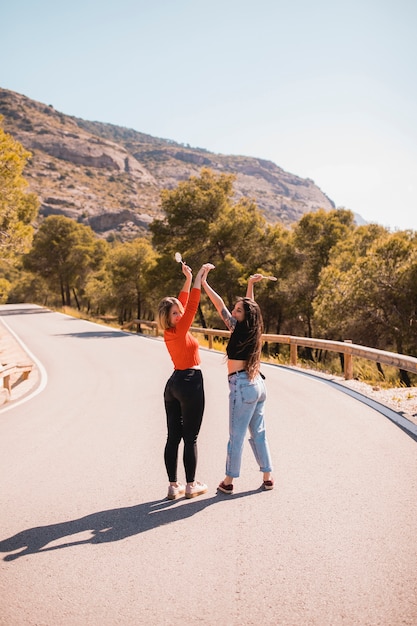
[218,481,233,494]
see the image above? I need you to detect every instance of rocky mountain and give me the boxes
[0,87,335,240]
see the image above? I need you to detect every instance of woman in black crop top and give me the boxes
[201,268,274,494]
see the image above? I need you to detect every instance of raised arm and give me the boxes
[201,266,236,331]
[181,263,193,293]
[193,263,215,290]
[246,273,264,300]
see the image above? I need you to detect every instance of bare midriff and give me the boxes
[227,359,247,375]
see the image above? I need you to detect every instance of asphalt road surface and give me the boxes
[1,304,416,626]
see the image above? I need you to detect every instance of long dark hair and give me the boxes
[239,297,264,380]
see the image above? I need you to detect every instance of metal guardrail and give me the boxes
[0,363,33,396]
[122,320,417,380]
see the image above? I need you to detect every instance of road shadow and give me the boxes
[53,330,129,340]
[0,489,263,561]
[0,305,50,317]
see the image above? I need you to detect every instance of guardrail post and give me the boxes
[290,342,297,366]
[344,340,353,380]
[3,374,11,393]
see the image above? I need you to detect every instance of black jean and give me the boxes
[163,368,205,483]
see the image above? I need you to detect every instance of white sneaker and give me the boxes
[185,481,208,499]
[167,483,185,500]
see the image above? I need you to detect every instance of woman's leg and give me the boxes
[163,376,183,483]
[225,373,258,479]
[248,377,273,474]
[175,369,205,483]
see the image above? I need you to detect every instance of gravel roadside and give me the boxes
[289,366,417,427]
[338,378,417,426]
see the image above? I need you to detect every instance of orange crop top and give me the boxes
[163,288,201,370]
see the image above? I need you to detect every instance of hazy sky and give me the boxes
[2,0,416,231]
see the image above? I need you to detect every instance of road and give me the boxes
[0,304,416,626]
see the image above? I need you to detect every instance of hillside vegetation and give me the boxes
[0,87,334,241]
[1,117,416,388]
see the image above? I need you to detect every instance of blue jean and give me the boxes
[226,371,273,478]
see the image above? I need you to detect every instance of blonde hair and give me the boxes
[157,297,184,331]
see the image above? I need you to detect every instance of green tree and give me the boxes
[285,208,356,338]
[0,277,11,303]
[313,223,389,342]
[83,269,113,316]
[314,226,417,384]
[250,222,293,336]
[24,215,105,307]
[150,168,235,266]
[0,116,39,260]
[6,270,50,306]
[351,232,417,349]
[106,237,157,324]
[150,168,269,314]
[205,197,268,308]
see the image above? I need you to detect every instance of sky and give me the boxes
[1,0,417,231]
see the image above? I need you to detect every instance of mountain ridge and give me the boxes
[0,87,335,240]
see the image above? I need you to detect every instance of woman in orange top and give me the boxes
[157,261,214,500]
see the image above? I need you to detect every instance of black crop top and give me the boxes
[226,322,254,360]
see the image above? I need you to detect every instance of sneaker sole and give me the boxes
[185,488,208,499]
[167,492,185,500]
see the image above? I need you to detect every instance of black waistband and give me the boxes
[228,369,246,378]
[228,370,266,380]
